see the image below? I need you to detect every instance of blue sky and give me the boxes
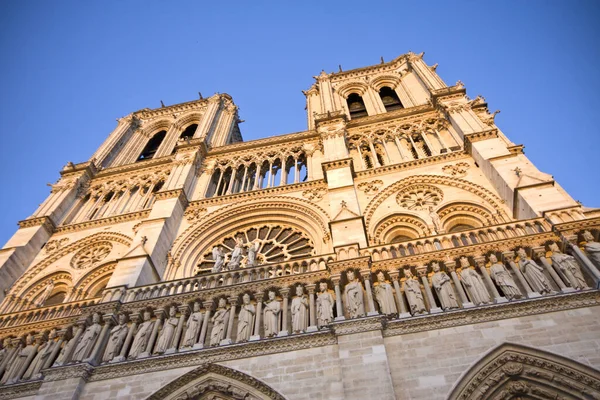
[0,1,598,246]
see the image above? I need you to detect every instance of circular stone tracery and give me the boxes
[396,184,443,211]
[70,242,112,270]
[195,224,315,275]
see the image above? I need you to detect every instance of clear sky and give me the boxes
[0,1,598,246]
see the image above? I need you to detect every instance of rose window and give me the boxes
[71,242,113,270]
[396,185,443,210]
[195,225,315,274]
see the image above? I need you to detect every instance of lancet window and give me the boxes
[205,149,309,198]
[347,93,368,119]
[348,118,458,170]
[61,171,169,224]
[136,130,167,162]
[379,86,404,111]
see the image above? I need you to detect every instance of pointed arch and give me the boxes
[145,363,286,400]
[447,343,600,400]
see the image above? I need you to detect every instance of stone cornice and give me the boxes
[95,155,174,180]
[188,179,326,208]
[464,129,499,154]
[355,151,468,178]
[346,104,435,129]
[133,98,209,120]
[552,217,600,237]
[383,290,600,336]
[430,84,467,104]
[331,315,383,335]
[59,160,98,178]
[0,380,42,400]
[56,210,150,233]
[325,53,410,81]
[328,256,371,275]
[154,188,189,208]
[17,216,55,233]
[208,130,319,156]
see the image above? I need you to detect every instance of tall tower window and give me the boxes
[179,124,197,141]
[379,86,403,111]
[347,93,368,118]
[137,130,167,162]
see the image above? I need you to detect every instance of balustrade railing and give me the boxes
[0,298,99,331]
[120,254,334,303]
[358,218,550,261]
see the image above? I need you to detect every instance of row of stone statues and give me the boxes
[212,238,261,272]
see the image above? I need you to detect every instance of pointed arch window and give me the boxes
[179,124,197,141]
[347,93,368,118]
[137,130,167,162]
[379,86,403,111]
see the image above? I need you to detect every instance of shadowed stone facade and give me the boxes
[0,52,599,400]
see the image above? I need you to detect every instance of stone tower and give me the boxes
[0,52,599,400]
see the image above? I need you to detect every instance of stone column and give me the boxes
[113,313,138,363]
[566,240,600,287]
[306,284,318,332]
[474,256,506,303]
[504,251,538,298]
[532,247,571,293]
[278,288,290,337]
[166,306,189,354]
[446,261,474,308]
[388,271,411,318]
[196,301,213,349]
[249,293,264,341]
[360,270,378,316]
[331,275,345,321]
[86,314,115,366]
[223,297,237,345]
[417,267,441,313]
[139,310,163,358]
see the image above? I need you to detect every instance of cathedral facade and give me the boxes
[0,52,599,400]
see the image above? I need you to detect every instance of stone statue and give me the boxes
[181,302,203,348]
[210,298,229,346]
[0,338,11,366]
[489,254,522,300]
[236,294,255,342]
[212,246,225,273]
[402,269,426,315]
[6,335,36,384]
[37,280,55,307]
[344,270,365,318]
[155,306,179,354]
[373,272,397,314]
[263,291,281,337]
[24,330,57,380]
[431,263,459,310]
[128,310,154,359]
[460,266,491,306]
[102,314,129,362]
[53,337,71,366]
[246,240,260,268]
[517,248,552,295]
[583,231,600,267]
[227,238,244,270]
[71,313,102,362]
[550,243,588,290]
[316,282,334,328]
[428,206,443,234]
[291,286,309,333]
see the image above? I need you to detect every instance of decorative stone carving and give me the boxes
[236,294,255,342]
[263,291,281,338]
[291,285,309,333]
[155,306,178,354]
[70,242,112,270]
[396,185,443,211]
[71,313,102,362]
[226,238,244,270]
[357,180,383,196]
[517,248,553,295]
[24,332,54,380]
[181,302,203,348]
[245,240,259,268]
[316,282,334,328]
[549,243,588,290]
[489,254,522,300]
[431,262,459,310]
[36,280,55,307]
[442,162,470,177]
[373,272,397,314]
[459,257,491,305]
[209,298,229,346]
[344,270,365,318]
[302,188,327,201]
[211,246,225,273]
[402,269,426,315]
[44,238,69,254]
[128,310,154,359]
[103,314,128,362]
[427,206,444,234]
[184,207,206,222]
[5,334,36,384]
[583,230,600,267]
